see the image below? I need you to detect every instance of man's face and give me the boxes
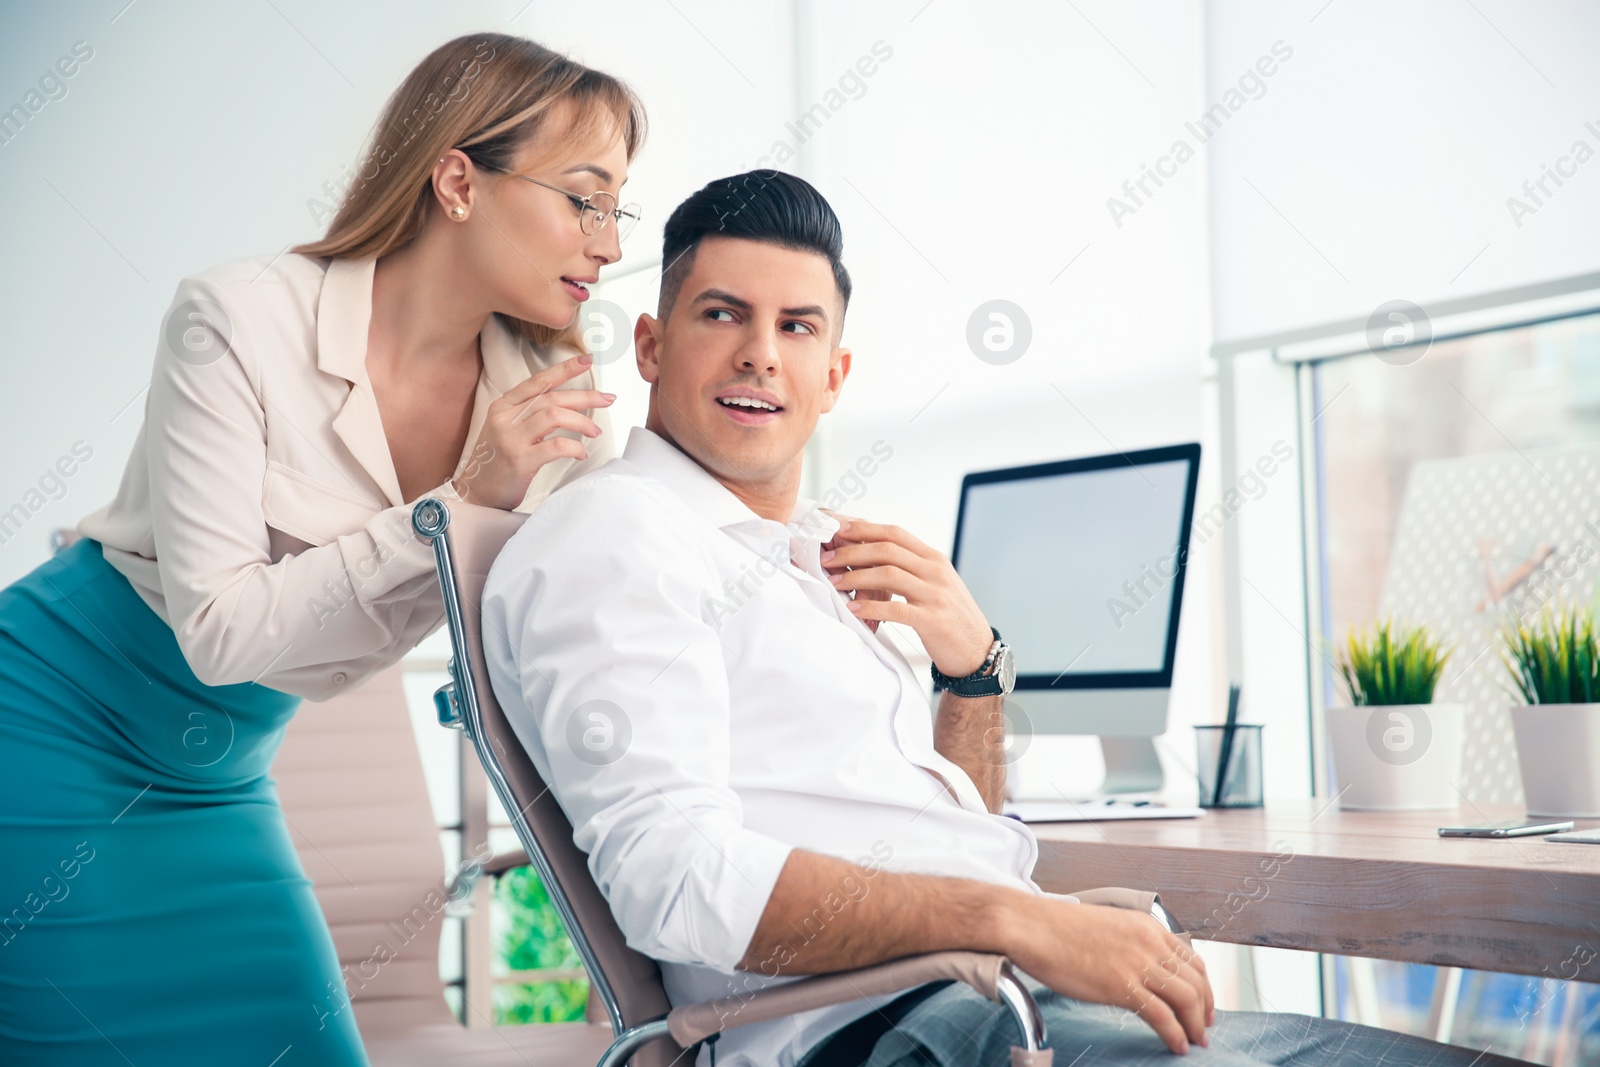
[634,236,850,497]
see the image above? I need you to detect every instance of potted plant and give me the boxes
[1502,603,1600,818]
[1326,620,1463,811]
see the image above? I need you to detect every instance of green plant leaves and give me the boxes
[1500,604,1600,706]
[493,866,589,1025]
[1336,619,1452,707]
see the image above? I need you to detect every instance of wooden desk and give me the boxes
[1030,800,1600,982]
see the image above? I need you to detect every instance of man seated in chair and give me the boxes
[482,171,1529,1067]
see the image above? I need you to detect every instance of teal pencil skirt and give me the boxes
[0,539,368,1065]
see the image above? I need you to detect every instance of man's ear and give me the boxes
[634,312,661,385]
[819,346,852,414]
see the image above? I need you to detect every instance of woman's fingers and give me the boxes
[509,405,604,443]
[524,434,590,469]
[452,359,610,510]
[505,388,615,425]
[499,351,596,407]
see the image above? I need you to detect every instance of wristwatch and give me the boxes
[930,626,1015,697]
[1150,896,1184,936]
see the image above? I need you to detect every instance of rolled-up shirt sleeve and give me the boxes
[483,477,793,972]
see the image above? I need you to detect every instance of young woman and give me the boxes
[0,33,643,1065]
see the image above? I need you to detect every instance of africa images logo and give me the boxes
[566,699,632,766]
[1365,706,1431,766]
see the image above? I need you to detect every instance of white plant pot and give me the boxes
[1509,703,1600,818]
[1326,704,1465,811]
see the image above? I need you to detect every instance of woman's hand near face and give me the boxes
[452,352,615,511]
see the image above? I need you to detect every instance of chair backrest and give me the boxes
[270,663,458,1039]
[412,499,684,1067]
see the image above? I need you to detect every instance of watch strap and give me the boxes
[931,627,1003,693]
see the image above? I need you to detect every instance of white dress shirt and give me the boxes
[78,253,613,700]
[483,426,1042,1067]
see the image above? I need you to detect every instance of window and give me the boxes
[1312,311,1600,649]
[1309,307,1600,1060]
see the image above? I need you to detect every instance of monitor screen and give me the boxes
[952,445,1200,687]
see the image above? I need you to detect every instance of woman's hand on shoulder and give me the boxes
[452,351,615,510]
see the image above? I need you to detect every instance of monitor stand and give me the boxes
[1098,737,1164,795]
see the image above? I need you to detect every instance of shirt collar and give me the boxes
[621,427,841,551]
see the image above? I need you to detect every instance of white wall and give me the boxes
[1205,0,1600,345]
[0,0,493,580]
[792,2,1218,801]
[0,0,798,585]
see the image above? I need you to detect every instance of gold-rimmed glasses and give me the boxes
[497,170,641,240]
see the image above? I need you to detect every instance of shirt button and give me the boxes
[332,672,348,686]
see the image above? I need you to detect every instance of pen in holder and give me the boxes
[1196,685,1264,808]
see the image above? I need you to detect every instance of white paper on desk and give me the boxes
[1004,801,1205,823]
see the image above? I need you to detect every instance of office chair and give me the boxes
[270,662,618,1064]
[411,496,1189,1066]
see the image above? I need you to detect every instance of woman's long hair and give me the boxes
[292,33,646,353]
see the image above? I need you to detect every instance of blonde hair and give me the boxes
[292,33,646,353]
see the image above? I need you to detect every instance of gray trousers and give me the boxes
[800,978,1533,1067]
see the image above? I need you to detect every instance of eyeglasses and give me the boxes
[499,170,641,241]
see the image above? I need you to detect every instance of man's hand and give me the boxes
[1003,895,1216,1055]
[740,851,1217,1057]
[820,512,992,678]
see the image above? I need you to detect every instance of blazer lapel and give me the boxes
[317,258,405,508]
[457,314,533,473]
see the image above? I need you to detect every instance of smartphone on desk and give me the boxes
[1438,820,1575,838]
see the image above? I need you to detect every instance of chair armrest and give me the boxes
[665,950,1017,1048]
[662,888,1183,1051]
[483,847,530,877]
[1070,886,1188,940]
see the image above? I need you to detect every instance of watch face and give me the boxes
[998,647,1016,693]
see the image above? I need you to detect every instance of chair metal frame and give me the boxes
[412,497,1062,1065]
[414,498,683,1064]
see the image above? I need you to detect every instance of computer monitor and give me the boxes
[951,442,1202,795]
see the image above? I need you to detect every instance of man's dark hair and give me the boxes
[658,170,852,332]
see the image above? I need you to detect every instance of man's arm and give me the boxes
[737,848,1214,1056]
[932,691,1006,813]
[482,481,796,973]
[817,513,1214,1055]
